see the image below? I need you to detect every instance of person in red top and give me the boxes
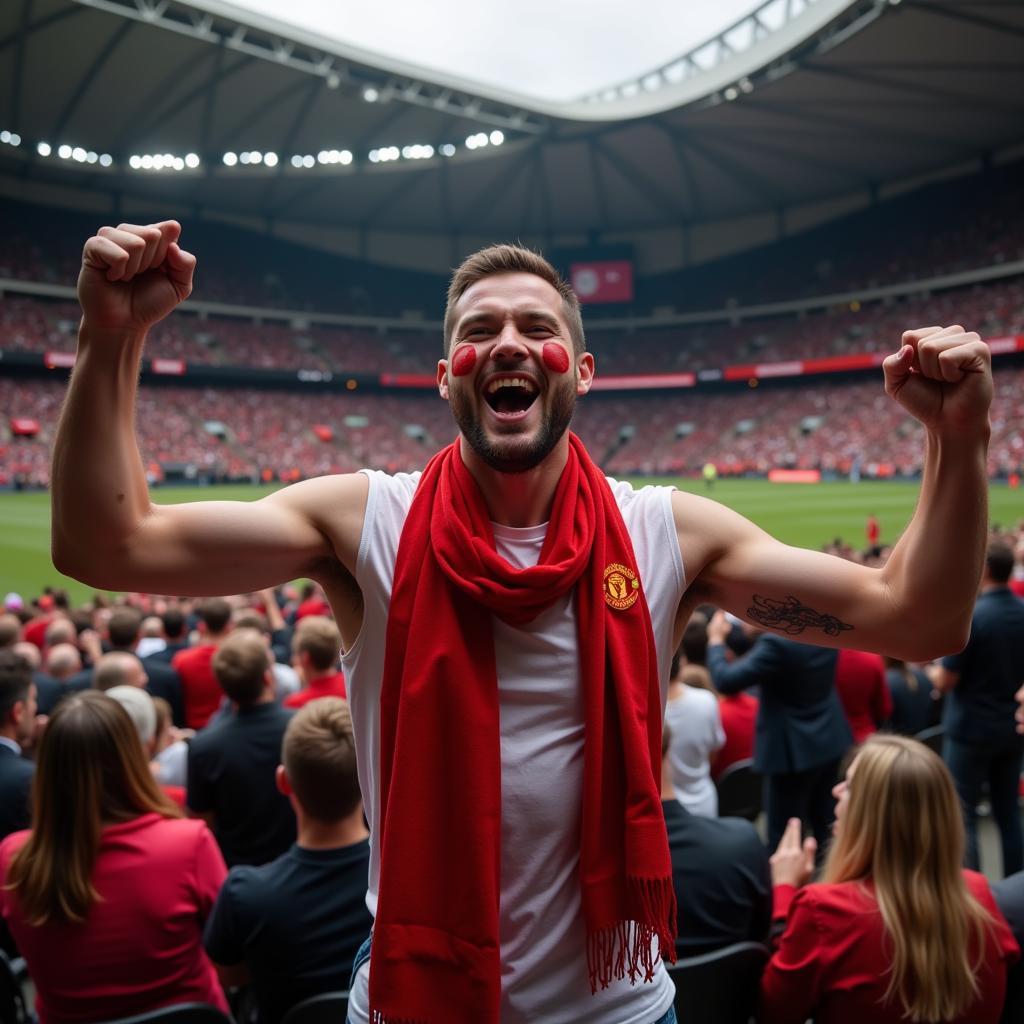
[865,514,880,549]
[294,582,331,622]
[172,597,232,728]
[712,690,759,779]
[285,615,346,709]
[0,690,228,1023]
[834,647,892,745]
[762,734,1018,1024]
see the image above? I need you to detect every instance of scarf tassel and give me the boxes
[586,876,678,995]
[371,1013,429,1024]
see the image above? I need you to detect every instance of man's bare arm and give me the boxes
[51,222,366,595]
[677,326,992,662]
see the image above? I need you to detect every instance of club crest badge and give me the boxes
[603,562,640,610]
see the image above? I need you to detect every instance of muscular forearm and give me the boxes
[51,325,153,580]
[881,428,989,657]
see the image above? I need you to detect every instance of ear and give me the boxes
[576,352,595,396]
[437,358,449,400]
[275,764,291,796]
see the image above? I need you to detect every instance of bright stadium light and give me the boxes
[489,130,504,145]
[99,153,112,167]
[172,157,185,171]
[0,131,8,144]
[185,152,200,168]
[339,150,352,165]
[37,141,51,156]
[302,154,315,168]
[223,151,238,166]
[290,154,303,168]
[264,152,278,167]
[317,150,330,164]
[58,144,72,159]
[141,155,154,169]
[368,149,379,163]
[239,151,252,165]
[86,151,98,163]
[440,143,456,157]
[129,155,141,169]
[362,86,379,102]
[72,147,87,162]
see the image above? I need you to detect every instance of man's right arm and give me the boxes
[51,221,366,595]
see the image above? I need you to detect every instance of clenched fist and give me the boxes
[882,325,993,438]
[78,221,196,332]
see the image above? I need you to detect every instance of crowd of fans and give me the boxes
[0,522,1022,1021]
[6,361,1024,488]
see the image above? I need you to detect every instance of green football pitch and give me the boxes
[1,479,1020,604]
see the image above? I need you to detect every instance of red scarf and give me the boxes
[370,434,675,1024]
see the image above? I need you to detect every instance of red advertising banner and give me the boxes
[151,358,186,375]
[569,260,634,304]
[9,418,40,436]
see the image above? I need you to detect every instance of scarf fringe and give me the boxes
[371,1013,428,1024]
[586,876,678,994]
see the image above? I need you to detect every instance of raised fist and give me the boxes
[882,325,993,438]
[78,221,196,332]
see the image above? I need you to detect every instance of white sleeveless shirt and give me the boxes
[345,470,685,1024]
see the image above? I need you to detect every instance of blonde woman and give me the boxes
[761,735,1019,1024]
[0,691,228,1023]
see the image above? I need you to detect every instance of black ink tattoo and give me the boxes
[747,595,853,637]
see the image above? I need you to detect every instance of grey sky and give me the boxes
[228,0,764,102]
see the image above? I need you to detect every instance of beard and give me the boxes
[450,376,576,474]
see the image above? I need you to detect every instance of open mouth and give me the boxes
[483,376,539,417]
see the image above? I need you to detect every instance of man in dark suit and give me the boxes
[143,608,190,665]
[931,540,1024,875]
[0,650,38,840]
[706,611,852,853]
[660,720,771,957]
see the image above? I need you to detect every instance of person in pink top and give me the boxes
[0,690,228,1023]
[285,615,346,709]
[762,735,1018,1024]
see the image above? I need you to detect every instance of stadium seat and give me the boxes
[914,725,945,757]
[668,940,769,1023]
[281,991,350,1024]
[0,950,29,1024]
[715,759,762,821]
[97,1004,233,1024]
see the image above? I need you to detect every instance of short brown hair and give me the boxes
[212,629,269,707]
[107,607,141,648]
[198,597,232,634]
[282,697,361,822]
[293,616,341,673]
[443,244,585,356]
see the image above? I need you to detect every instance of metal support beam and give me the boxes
[8,0,32,128]
[592,138,688,220]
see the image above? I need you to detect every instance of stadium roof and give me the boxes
[1,0,1023,244]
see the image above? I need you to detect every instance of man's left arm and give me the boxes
[676,327,992,662]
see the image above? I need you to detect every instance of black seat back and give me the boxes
[281,991,350,1024]
[715,759,762,821]
[98,1004,233,1024]
[668,941,769,1024]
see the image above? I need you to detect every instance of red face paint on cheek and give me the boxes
[450,346,477,377]
[542,342,570,374]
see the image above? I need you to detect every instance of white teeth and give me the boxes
[486,377,536,394]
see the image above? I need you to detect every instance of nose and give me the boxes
[490,322,529,360]
[832,780,846,800]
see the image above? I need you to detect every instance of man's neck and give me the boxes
[459,435,570,528]
[0,729,22,752]
[981,581,1008,594]
[297,810,370,851]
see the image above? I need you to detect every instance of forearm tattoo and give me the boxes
[747,595,853,637]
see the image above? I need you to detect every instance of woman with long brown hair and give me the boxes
[0,690,228,1022]
[761,734,1019,1024]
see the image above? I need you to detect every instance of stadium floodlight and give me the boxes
[223,151,238,166]
[739,77,754,94]
[86,151,97,164]
[172,157,185,171]
[99,153,112,167]
[368,149,379,163]
[317,150,330,164]
[129,155,141,169]
[239,151,252,165]
[290,154,303,168]
[326,72,341,89]
[340,150,352,165]
[152,155,165,169]
[0,131,8,144]
[37,141,51,156]
[10,134,20,146]
[489,130,504,146]
[440,143,456,157]
[302,154,315,168]
[724,86,739,101]
[58,144,72,159]
[362,86,380,103]
[185,152,200,168]
[264,152,278,167]
[72,148,87,162]
[141,155,154,169]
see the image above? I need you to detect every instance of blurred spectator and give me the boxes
[36,642,87,716]
[294,583,330,622]
[883,657,938,736]
[761,736,1018,1024]
[136,616,167,659]
[173,598,233,729]
[106,608,184,727]
[663,653,723,818]
[146,608,190,664]
[187,629,296,866]
[93,650,148,692]
[931,540,1024,876]
[151,696,190,790]
[707,611,851,853]
[659,721,771,958]
[205,698,373,1021]
[0,691,228,1020]
[285,616,346,710]
[712,685,760,782]
[0,652,37,841]
[834,649,891,745]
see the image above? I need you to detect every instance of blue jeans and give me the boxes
[945,735,1024,875]
[346,934,677,1024]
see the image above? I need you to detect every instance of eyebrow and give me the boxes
[455,309,562,334]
